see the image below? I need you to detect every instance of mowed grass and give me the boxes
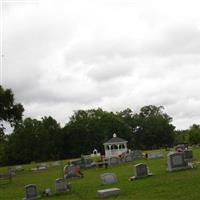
[1,149,200,200]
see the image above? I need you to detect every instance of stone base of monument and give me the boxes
[167,165,193,172]
[23,196,40,200]
[129,173,153,181]
[97,188,121,198]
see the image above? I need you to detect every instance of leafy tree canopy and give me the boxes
[0,85,24,140]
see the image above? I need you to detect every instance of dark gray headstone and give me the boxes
[129,163,152,180]
[55,178,70,193]
[100,173,118,185]
[135,164,148,178]
[23,184,38,200]
[167,152,192,172]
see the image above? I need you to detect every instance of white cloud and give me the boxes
[2,0,200,129]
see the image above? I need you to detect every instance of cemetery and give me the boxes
[0,147,200,199]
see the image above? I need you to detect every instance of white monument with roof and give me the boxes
[103,133,128,158]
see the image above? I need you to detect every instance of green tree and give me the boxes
[63,108,132,158]
[188,124,200,145]
[0,85,24,139]
[134,105,175,149]
[2,116,62,165]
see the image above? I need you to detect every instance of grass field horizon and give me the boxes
[1,148,200,200]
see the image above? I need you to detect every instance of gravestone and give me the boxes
[51,161,60,167]
[108,157,119,165]
[131,150,143,160]
[148,152,164,159]
[39,163,49,168]
[183,150,193,161]
[97,188,121,198]
[15,165,23,172]
[64,164,80,179]
[129,163,152,180]
[8,167,16,177]
[125,154,133,162]
[23,184,39,200]
[167,152,192,172]
[84,158,94,168]
[55,178,71,193]
[71,159,81,166]
[100,173,118,185]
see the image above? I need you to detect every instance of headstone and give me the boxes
[100,173,118,185]
[129,163,152,180]
[84,158,94,168]
[30,168,38,172]
[109,157,119,165]
[8,168,16,177]
[167,152,192,172]
[97,188,121,198]
[125,154,133,162]
[51,161,60,167]
[39,163,49,169]
[131,150,143,160]
[15,165,23,172]
[23,184,39,200]
[64,164,80,179]
[183,150,193,161]
[71,159,81,166]
[55,178,71,193]
[148,152,164,159]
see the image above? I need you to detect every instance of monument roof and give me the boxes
[103,136,127,144]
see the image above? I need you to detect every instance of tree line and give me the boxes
[0,85,199,166]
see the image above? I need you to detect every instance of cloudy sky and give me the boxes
[2,0,200,130]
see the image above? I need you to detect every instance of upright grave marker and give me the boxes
[55,178,71,193]
[100,173,118,185]
[167,152,192,172]
[23,184,40,200]
[129,163,152,180]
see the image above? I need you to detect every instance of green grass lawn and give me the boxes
[1,148,200,200]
